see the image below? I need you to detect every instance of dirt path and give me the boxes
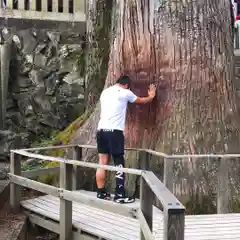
[0,202,26,240]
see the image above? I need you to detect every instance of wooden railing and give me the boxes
[9,144,185,240]
[0,0,85,23]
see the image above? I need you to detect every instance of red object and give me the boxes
[236,15,240,21]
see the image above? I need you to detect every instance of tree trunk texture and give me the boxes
[85,0,113,110]
[72,0,240,203]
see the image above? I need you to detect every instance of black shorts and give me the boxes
[96,129,124,155]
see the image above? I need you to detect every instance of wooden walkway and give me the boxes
[8,144,240,240]
[21,191,240,240]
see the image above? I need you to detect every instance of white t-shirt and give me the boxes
[97,85,137,131]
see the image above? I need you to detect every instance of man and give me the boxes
[95,75,156,203]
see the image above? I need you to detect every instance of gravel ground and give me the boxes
[0,202,26,240]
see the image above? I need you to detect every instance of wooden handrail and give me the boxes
[9,146,185,240]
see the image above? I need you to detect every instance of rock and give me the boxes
[12,35,22,49]
[34,54,48,68]
[31,88,53,113]
[17,76,32,88]
[19,30,37,54]
[44,72,59,95]
[20,54,33,75]
[33,30,49,43]
[0,168,8,180]
[17,97,34,117]
[35,43,48,54]
[0,130,21,161]
[29,69,44,87]
[62,72,84,85]
[4,30,85,146]
[47,32,61,45]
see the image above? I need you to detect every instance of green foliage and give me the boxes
[31,130,60,148]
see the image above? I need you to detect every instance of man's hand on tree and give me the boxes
[148,84,156,99]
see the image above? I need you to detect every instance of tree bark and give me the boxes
[85,0,113,110]
[72,0,239,201]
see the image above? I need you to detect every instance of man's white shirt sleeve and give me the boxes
[126,90,137,103]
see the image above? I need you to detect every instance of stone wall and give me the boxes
[0,29,85,160]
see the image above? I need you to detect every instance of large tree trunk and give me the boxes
[72,0,239,202]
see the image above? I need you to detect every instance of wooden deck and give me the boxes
[21,191,240,240]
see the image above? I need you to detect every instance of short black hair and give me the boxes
[116,75,131,85]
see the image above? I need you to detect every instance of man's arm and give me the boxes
[133,84,156,104]
[134,96,154,104]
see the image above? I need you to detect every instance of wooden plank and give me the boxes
[72,146,82,190]
[164,209,185,240]
[29,0,36,11]
[28,213,102,239]
[63,0,69,13]
[22,166,59,178]
[163,158,174,192]
[60,162,73,240]
[18,0,25,10]
[139,210,153,240]
[9,173,138,219]
[21,144,77,151]
[6,0,13,9]
[12,149,143,175]
[28,213,60,233]
[142,171,184,211]
[9,173,59,196]
[30,196,138,239]
[10,152,21,213]
[140,176,153,240]
[21,144,140,152]
[24,196,240,240]
[36,195,139,233]
[144,149,168,158]
[52,0,58,12]
[217,157,230,213]
[22,201,130,240]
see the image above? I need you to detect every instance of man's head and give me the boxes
[115,75,131,89]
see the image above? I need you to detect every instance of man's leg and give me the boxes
[96,153,109,189]
[111,130,135,203]
[112,154,125,195]
[96,130,111,199]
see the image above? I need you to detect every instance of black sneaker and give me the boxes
[97,191,111,200]
[113,193,135,204]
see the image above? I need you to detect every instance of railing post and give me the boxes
[29,0,36,11]
[217,157,230,213]
[60,162,73,240]
[10,152,21,213]
[72,146,82,190]
[163,158,174,193]
[18,0,25,10]
[140,176,153,240]
[164,208,185,240]
[52,0,58,12]
[74,0,85,13]
[139,151,150,170]
[6,0,13,9]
